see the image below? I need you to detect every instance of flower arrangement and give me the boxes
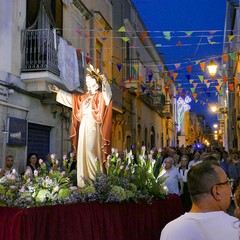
[0,147,168,208]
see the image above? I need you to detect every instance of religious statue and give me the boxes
[49,65,112,187]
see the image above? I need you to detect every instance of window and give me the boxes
[26,0,63,30]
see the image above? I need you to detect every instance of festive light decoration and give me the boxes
[177,96,192,131]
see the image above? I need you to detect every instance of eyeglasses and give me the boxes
[190,178,233,196]
[214,178,233,187]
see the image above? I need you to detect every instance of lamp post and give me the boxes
[207,60,218,77]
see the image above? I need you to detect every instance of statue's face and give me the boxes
[86,75,99,94]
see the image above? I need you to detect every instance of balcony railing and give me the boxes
[161,101,173,119]
[22,29,60,75]
[22,29,85,90]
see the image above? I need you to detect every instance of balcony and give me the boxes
[161,101,173,119]
[123,59,147,90]
[21,29,84,94]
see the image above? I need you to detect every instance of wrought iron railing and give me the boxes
[22,29,60,75]
[161,101,173,119]
[22,29,85,89]
[124,59,146,83]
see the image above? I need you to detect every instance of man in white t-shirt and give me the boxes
[160,161,239,240]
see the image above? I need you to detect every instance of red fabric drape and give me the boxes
[0,195,183,240]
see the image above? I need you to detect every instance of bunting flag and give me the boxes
[193,83,198,89]
[121,37,129,42]
[163,31,171,40]
[173,72,178,80]
[117,63,122,71]
[200,62,206,72]
[112,78,116,84]
[229,52,237,61]
[209,30,217,35]
[174,63,181,69]
[156,44,162,47]
[141,31,147,43]
[198,75,204,82]
[204,79,208,84]
[206,83,211,88]
[187,65,192,73]
[118,26,126,32]
[217,79,222,85]
[139,76,143,83]
[228,83,234,92]
[178,88,183,94]
[192,93,197,99]
[176,41,183,46]
[222,54,228,62]
[84,32,89,38]
[133,64,139,72]
[85,56,91,64]
[189,79,194,84]
[141,86,146,92]
[222,76,228,83]
[185,31,193,37]
[195,60,201,65]
[215,85,221,93]
[186,74,191,82]
[190,88,195,94]
[228,35,235,42]
[75,29,81,35]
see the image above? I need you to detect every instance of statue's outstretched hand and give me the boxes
[48,84,59,93]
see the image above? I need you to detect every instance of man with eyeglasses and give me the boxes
[160,161,239,240]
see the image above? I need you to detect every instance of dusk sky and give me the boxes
[132,0,227,127]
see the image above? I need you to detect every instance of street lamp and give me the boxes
[207,60,218,77]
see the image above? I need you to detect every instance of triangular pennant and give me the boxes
[206,83,211,88]
[118,26,126,32]
[176,41,183,46]
[174,63,181,69]
[189,80,194,84]
[229,52,237,61]
[116,63,122,72]
[141,86,146,92]
[204,79,208,84]
[223,76,228,83]
[141,31,147,43]
[215,85,221,92]
[198,75,204,82]
[186,74,191,81]
[178,88,183,94]
[187,65,192,73]
[222,54,228,63]
[209,30,217,35]
[193,83,198,89]
[192,93,197,99]
[84,32,89,38]
[195,60,201,65]
[121,37,129,42]
[173,72,178,80]
[190,88,195,94]
[228,35,235,42]
[163,31,171,40]
[185,31,193,37]
[139,76,143,83]
[228,83,234,92]
[85,56,91,64]
[200,62,206,72]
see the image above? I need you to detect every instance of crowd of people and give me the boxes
[155,144,240,239]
